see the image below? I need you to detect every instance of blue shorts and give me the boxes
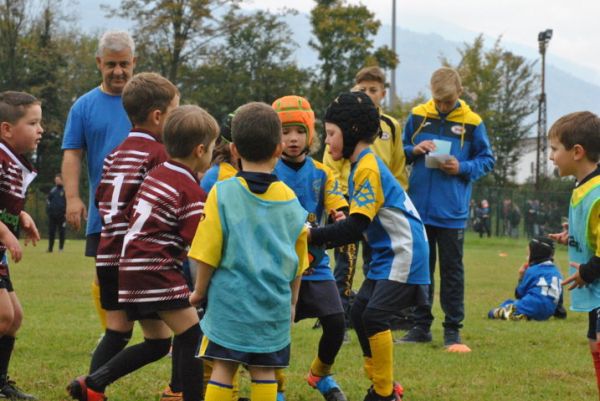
[199,336,290,368]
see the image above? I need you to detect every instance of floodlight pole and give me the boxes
[390,0,397,109]
[535,29,551,190]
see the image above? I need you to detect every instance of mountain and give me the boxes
[76,3,600,126]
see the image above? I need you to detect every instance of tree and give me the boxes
[0,0,27,90]
[444,36,537,185]
[183,10,310,122]
[105,0,242,83]
[309,0,398,111]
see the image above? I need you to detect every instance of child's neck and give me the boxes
[350,142,370,163]
[281,153,306,164]
[241,158,277,174]
[171,156,198,173]
[133,123,159,135]
[575,161,599,183]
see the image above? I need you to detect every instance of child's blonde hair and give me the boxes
[355,66,386,86]
[163,105,219,158]
[548,111,600,162]
[430,67,462,100]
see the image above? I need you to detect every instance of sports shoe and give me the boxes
[66,376,106,401]
[444,329,471,353]
[393,382,404,401]
[342,330,351,344]
[307,372,348,401]
[395,326,432,343]
[0,379,36,400]
[159,385,182,401]
[276,392,286,401]
[362,386,395,401]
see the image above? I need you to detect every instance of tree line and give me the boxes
[0,0,538,191]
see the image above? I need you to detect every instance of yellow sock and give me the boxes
[91,281,106,329]
[202,360,212,398]
[250,380,277,401]
[368,330,394,396]
[205,381,233,401]
[310,356,332,377]
[363,356,374,380]
[274,368,286,393]
[232,366,241,401]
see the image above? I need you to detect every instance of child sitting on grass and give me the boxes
[488,237,563,321]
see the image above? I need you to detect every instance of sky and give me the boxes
[75,0,600,87]
[238,0,600,86]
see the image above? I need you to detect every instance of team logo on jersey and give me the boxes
[380,131,390,140]
[568,235,583,253]
[307,213,317,224]
[327,180,344,198]
[312,179,321,197]
[451,125,465,135]
[353,180,376,207]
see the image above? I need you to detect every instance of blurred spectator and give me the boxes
[46,173,66,252]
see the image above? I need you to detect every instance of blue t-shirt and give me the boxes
[62,87,131,235]
[514,261,563,320]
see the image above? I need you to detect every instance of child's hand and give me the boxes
[0,229,22,263]
[562,262,586,290]
[19,211,39,246]
[440,157,460,175]
[329,209,346,222]
[548,223,568,245]
[189,290,204,308]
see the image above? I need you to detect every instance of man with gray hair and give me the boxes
[61,29,135,344]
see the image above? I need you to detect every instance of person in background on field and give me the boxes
[61,30,136,332]
[0,91,43,400]
[488,237,563,321]
[46,173,66,252]
[475,199,491,238]
[399,67,495,351]
[547,111,600,397]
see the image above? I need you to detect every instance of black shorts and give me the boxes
[97,266,121,311]
[588,308,600,340]
[85,233,101,257]
[356,278,429,313]
[0,264,13,292]
[123,298,191,321]
[199,336,290,368]
[295,280,344,322]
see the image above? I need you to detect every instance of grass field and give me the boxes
[6,234,597,401]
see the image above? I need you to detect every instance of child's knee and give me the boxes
[0,308,15,335]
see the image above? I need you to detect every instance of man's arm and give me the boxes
[61,149,87,230]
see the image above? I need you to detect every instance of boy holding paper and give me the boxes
[400,67,495,351]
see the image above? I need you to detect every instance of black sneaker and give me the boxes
[0,379,36,400]
[553,304,567,319]
[363,386,395,401]
[395,327,432,343]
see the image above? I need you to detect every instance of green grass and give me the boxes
[7,235,596,400]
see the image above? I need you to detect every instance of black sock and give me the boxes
[169,338,181,393]
[86,337,171,392]
[89,329,133,374]
[318,313,346,365]
[0,336,15,386]
[173,325,202,401]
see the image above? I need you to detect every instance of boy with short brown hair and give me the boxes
[0,91,43,400]
[548,111,600,396]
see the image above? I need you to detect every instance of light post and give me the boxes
[390,0,397,109]
[535,29,552,189]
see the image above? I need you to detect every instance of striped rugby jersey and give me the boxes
[95,130,168,271]
[119,160,206,303]
[0,141,36,269]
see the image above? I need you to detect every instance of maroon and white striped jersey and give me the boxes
[118,160,206,303]
[95,130,168,271]
[0,141,36,268]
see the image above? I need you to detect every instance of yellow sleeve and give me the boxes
[188,187,223,267]
[295,225,309,277]
[321,164,348,212]
[323,146,350,195]
[349,161,384,221]
[590,199,600,258]
[388,118,409,190]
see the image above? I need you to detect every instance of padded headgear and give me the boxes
[272,95,315,147]
[324,91,380,158]
[219,112,235,143]
[528,237,555,265]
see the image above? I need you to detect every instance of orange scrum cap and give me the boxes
[272,95,316,146]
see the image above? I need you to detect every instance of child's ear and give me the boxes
[0,122,12,139]
[572,144,586,161]
[195,143,206,158]
[273,142,283,159]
